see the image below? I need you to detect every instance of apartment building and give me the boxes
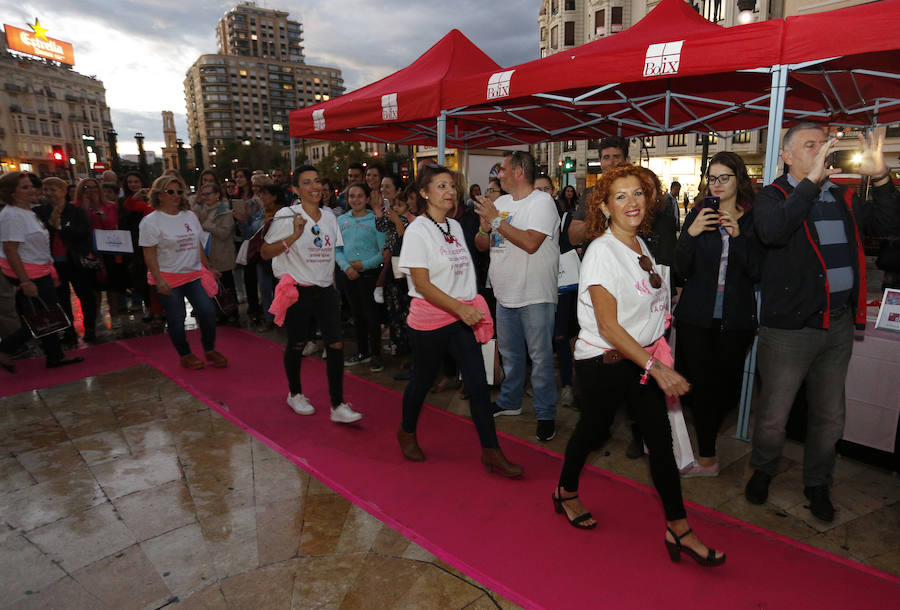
[184,2,344,168]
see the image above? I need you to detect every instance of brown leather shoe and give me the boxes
[204,350,228,368]
[180,353,205,370]
[397,428,425,462]
[481,448,523,478]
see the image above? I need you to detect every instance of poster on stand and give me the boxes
[874,288,900,332]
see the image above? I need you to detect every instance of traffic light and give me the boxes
[52,145,64,162]
[563,157,575,173]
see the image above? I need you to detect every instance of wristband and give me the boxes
[490,216,503,231]
[478,227,491,237]
[640,356,655,385]
[871,170,891,183]
[282,239,291,253]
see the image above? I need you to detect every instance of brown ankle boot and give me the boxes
[397,428,425,462]
[481,448,523,478]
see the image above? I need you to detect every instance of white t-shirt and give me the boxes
[138,210,203,274]
[0,205,51,265]
[574,231,668,360]
[488,189,560,307]
[265,205,342,287]
[398,216,477,301]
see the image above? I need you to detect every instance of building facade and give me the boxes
[0,31,114,178]
[184,2,344,169]
[535,0,898,197]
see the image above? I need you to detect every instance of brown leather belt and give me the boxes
[602,350,624,364]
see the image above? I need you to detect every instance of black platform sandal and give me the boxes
[665,527,726,567]
[552,486,597,530]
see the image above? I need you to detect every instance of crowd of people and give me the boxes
[1,123,897,566]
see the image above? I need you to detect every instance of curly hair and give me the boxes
[584,164,657,240]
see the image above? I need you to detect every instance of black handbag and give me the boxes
[876,237,900,273]
[22,297,71,339]
[213,281,239,317]
[79,253,103,271]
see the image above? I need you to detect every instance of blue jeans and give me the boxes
[155,279,216,356]
[496,302,557,421]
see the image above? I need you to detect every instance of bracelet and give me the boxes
[282,239,291,253]
[639,356,655,385]
[478,227,491,236]
[871,170,891,183]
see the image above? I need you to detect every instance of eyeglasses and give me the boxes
[83,185,98,190]
[311,224,323,247]
[537,186,554,193]
[485,188,500,195]
[638,255,663,289]
[165,189,184,196]
[707,173,735,185]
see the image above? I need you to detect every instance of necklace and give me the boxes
[425,211,455,244]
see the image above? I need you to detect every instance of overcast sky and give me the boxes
[1,1,541,156]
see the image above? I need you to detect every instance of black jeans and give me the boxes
[283,285,343,406]
[402,321,498,448]
[0,274,66,363]
[54,260,98,336]
[345,268,381,357]
[560,355,686,521]
[242,259,260,317]
[675,320,755,458]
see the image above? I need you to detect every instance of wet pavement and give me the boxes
[1,309,899,609]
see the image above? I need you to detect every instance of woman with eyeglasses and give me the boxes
[0,171,83,372]
[553,164,725,567]
[674,151,761,478]
[192,181,238,325]
[261,165,362,424]
[139,176,226,370]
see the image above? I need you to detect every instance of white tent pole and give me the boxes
[290,138,296,176]
[437,111,447,166]
[734,63,789,443]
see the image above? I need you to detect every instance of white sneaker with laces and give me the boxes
[559,385,575,408]
[330,403,362,424]
[287,393,315,415]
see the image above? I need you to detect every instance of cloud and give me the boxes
[1,0,541,155]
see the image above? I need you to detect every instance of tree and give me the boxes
[214,140,287,180]
[314,141,369,185]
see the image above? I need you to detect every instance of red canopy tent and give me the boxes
[288,29,540,148]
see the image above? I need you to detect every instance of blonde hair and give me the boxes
[148,176,190,211]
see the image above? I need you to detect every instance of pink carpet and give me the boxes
[7,328,900,608]
[0,342,139,396]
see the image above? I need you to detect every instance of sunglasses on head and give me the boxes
[638,255,663,289]
[165,189,184,196]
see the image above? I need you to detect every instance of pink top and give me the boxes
[407,294,494,343]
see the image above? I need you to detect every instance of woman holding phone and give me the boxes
[674,151,761,477]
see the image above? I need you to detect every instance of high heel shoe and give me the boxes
[480,448,523,478]
[397,428,425,462]
[552,486,597,529]
[665,527,726,567]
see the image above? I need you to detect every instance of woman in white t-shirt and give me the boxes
[139,176,226,370]
[396,165,522,477]
[261,165,361,425]
[0,171,83,371]
[554,165,726,567]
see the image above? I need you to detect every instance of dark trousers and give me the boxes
[345,268,381,357]
[154,279,216,356]
[283,285,343,406]
[402,321,499,448]
[54,260,98,336]
[0,274,65,363]
[384,276,410,354]
[675,320,754,458]
[560,356,686,521]
[751,307,853,487]
[242,261,260,317]
[554,291,577,387]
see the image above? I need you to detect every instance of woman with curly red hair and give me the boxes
[552,164,725,567]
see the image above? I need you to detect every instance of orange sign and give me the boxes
[4,22,75,65]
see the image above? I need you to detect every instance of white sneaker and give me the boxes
[559,385,575,408]
[330,403,362,424]
[287,393,315,415]
[302,340,319,357]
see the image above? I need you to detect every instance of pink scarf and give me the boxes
[146,268,219,297]
[269,274,301,326]
[407,294,494,343]
[0,259,59,286]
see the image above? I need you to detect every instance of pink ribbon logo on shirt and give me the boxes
[184,224,193,232]
[324,235,331,247]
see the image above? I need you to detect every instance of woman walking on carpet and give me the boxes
[262,165,361,425]
[139,176,227,370]
[553,164,725,566]
[396,164,522,477]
